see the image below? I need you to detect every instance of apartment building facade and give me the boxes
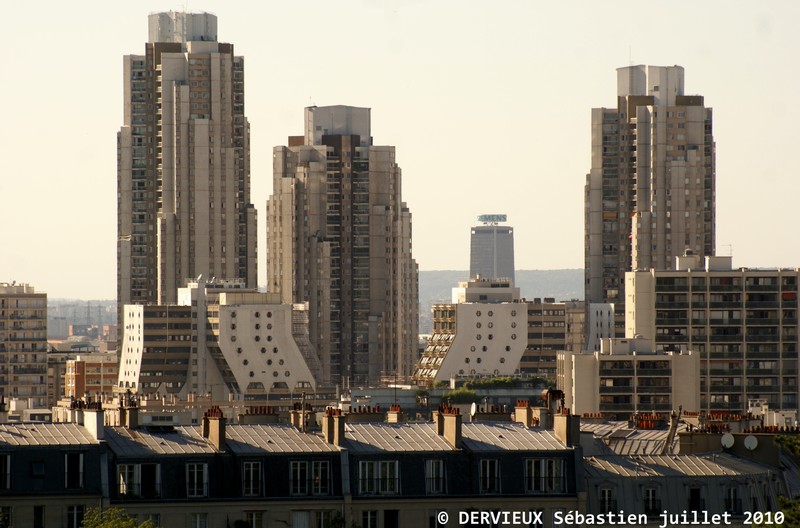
[117,12,257,334]
[585,65,715,334]
[626,255,799,411]
[558,337,700,419]
[65,354,119,400]
[267,105,418,387]
[0,283,48,407]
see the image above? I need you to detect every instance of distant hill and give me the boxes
[419,269,583,334]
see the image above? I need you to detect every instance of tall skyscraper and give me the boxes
[0,283,48,407]
[267,106,418,387]
[469,214,515,283]
[117,12,257,330]
[585,65,715,333]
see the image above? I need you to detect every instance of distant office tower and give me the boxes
[117,12,257,332]
[267,106,419,387]
[585,65,715,333]
[470,215,515,283]
[0,283,48,407]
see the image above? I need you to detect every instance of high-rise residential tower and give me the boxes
[469,214,515,283]
[117,12,257,331]
[267,106,418,387]
[0,283,48,407]
[585,65,715,334]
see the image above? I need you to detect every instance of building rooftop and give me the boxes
[105,426,217,456]
[0,423,97,447]
[461,422,568,451]
[581,421,687,455]
[585,453,773,479]
[344,422,453,453]
[226,424,339,454]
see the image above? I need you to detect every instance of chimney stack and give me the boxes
[83,401,105,441]
[436,404,462,449]
[289,403,314,431]
[321,408,345,447]
[387,404,404,423]
[514,399,534,427]
[553,408,581,447]
[202,406,227,451]
[239,405,280,425]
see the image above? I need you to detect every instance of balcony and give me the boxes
[599,403,634,411]
[599,368,635,376]
[600,386,633,394]
[656,318,689,325]
[636,368,672,376]
[636,386,671,394]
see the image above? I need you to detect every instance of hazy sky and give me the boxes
[1,1,798,299]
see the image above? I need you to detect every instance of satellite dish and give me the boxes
[721,433,735,449]
[470,402,478,417]
[744,435,758,451]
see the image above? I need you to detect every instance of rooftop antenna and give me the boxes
[628,44,633,66]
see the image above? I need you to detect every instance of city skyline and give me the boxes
[2,1,799,299]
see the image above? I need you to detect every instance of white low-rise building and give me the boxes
[558,337,700,419]
[118,280,320,399]
[413,278,527,383]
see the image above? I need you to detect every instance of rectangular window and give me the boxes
[140,514,160,526]
[291,461,309,495]
[480,459,499,494]
[524,458,565,493]
[140,463,161,499]
[379,461,398,494]
[245,511,264,528]
[187,463,208,498]
[0,454,9,490]
[600,488,616,513]
[190,513,208,528]
[425,459,445,495]
[359,461,399,495]
[644,487,660,516]
[67,505,85,528]
[118,464,138,497]
[65,453,84,489]
[359,461,376,494]
[314,511,332,528]
[312,461,330,495]
[34,506,45,528]
[243,461,261,497]
[362,511,378,528]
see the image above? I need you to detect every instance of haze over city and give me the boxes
[1,1,798,299]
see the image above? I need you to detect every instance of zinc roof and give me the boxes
[105,426,216,457]
[461,422,569,452]
[582,421,686,455]
[585,453,773,479]
[226,424,339,454]
[0,423,97,447]
[344,423,454,453]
